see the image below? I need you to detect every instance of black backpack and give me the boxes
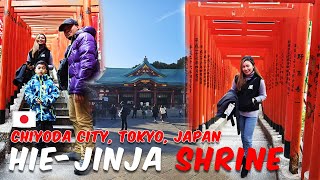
[57,45,72,90]
[57,58,68,90]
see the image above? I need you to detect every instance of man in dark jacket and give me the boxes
[119,101,130,130]
[131,105,138,118]
[58,18,99,175]
[110,104,117,120]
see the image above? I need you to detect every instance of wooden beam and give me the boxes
[211,29,275,36]
[92,6,99,13]
[6,0,99,7]
[31,31,58,34]
[220,47,270,54]
[17,12,73,16]
[24,19,65,23]
[14,7,77,13]
[191,0,314,2]
[223,56,264,60]
[29,27,60,30]
[204,16,283,22]
[189,3,302,18]
[20,15,71,19]
[216,42,272,48]
[213,34,273,42]
[208,21,280,30]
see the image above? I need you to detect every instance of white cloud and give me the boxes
[155,9,181,23]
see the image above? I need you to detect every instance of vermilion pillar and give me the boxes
[309,70,320,180]
[302,1,320,179]
[198,16,204,129]
[0,0,12,124]
[187,13,195,130]
[289,4,309,174]
[284,18,295,159]
[83,0,92,26]
[193,15,200,130]
[279,20,286,141]
[77,7,84,27]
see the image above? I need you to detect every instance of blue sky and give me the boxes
[101,0,186,68]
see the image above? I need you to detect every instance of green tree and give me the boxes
[132,56,186,69]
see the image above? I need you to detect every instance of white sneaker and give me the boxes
[154,119,156,122]
[162,120,164,123]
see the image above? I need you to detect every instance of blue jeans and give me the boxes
[239,115,258,156]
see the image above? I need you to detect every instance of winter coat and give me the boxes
[152,106,158,118]
[215,89,240,135]
[159,107,166,115]
[68,26,100,95]
[119,105,130,118]
[27,47,52,67]
[24,74,60,121]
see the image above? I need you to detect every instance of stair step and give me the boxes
[11,137,76,152]
[52,125,73,129]
[21,108,29,111]
[22,103,30,108]
[55,98,67,103]
[54,116,71,125]
[52,125,74,136]
[55,109,69,116]
[54,103,68,108]
[19,108,69,116]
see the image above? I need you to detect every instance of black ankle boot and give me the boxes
[241,157,249,178]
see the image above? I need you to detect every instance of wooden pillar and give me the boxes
[284,18,295,159]
[171,90,174,107]
[186,2,195,130]
[289,4,310,174]
[193,15,200,130]
[116,90,120,104]
[182,89,185,105]
[309,68,320,180]
[302,1,320,179]
[11,13,19,104]
[134,86,137,106]
[154,86,157,106]
[76,7,84,27]
[0,0,12,124]
[83,0,92,26]
[279,20,287,141]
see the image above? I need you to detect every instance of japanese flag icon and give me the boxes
[12,111,36,128]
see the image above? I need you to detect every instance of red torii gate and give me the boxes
[186,0,319,179]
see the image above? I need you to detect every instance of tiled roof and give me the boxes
[95,58,185,86]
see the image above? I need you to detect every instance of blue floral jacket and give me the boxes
[24,74,60,121]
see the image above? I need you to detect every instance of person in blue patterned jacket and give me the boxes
[24,60,60,152]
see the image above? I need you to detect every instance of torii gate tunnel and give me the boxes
[0,0,102,124]
[186,0,320,179]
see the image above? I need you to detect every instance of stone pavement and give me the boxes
[0,115,277,180]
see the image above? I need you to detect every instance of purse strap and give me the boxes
[66,43,74,58]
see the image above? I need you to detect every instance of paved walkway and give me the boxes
[0,115,276,180]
